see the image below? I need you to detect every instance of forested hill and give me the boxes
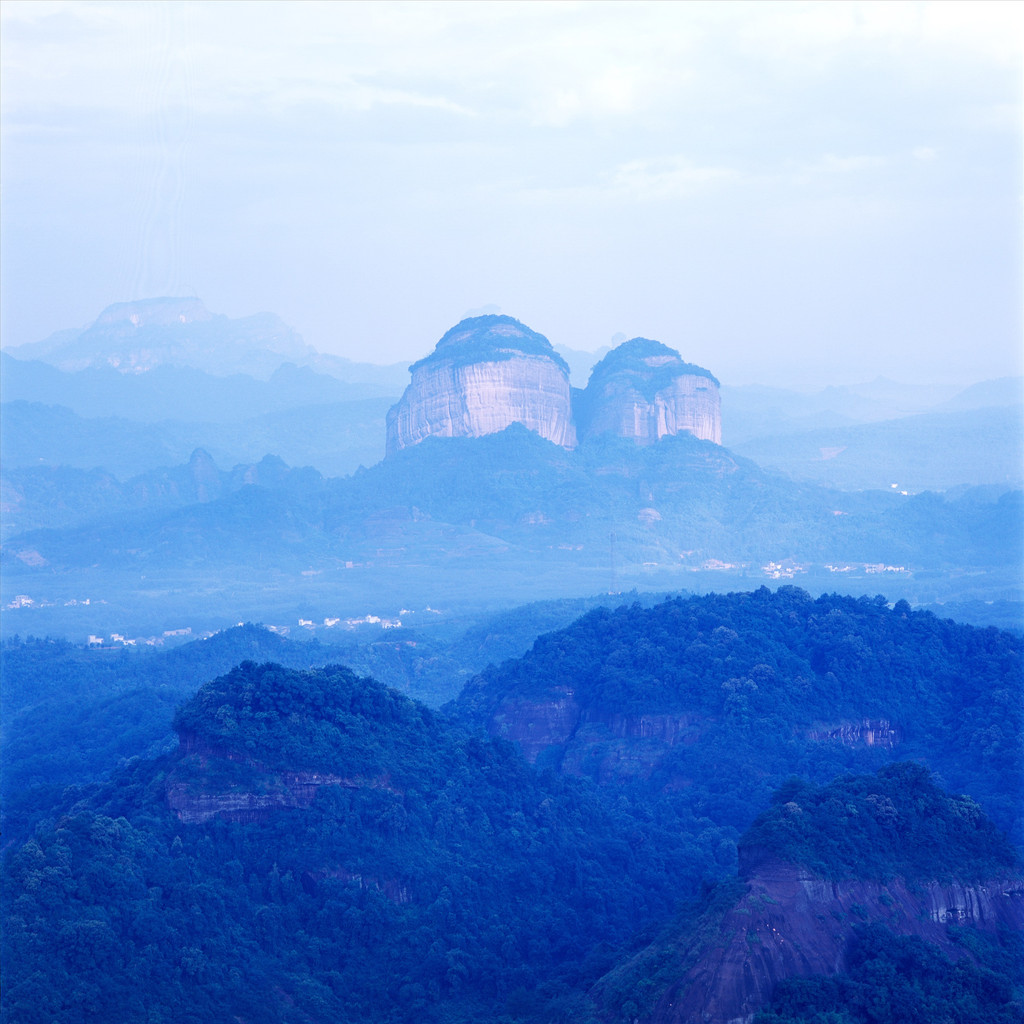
[451,587,1023,844]
[2,661,727,1024]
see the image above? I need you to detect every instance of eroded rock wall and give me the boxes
[386,354,576,454]
[583,371,721,445]
[652,862,1024,1024]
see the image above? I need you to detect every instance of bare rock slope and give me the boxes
[386,315,576,454]
[576,337,721,444]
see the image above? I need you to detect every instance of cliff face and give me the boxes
[577,338,721,444]
[386,315,576,454]
[644,862,1024,1024]
[386,322,722,454]
[487,694,708,781]
[166,731,398,825]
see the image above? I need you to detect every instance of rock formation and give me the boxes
[576,337,721,444]
[386,315,576,454]
[634,862,1024,1024]
[385,319,723,455]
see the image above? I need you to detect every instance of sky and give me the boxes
[1,0,1021,387]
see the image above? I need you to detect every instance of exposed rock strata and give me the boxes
[167,733,398,824]
[386,315,576,454]
[807,718,902,749]
[576,337,721,444]
[487,695,705,777]
[646,861,1024,1024]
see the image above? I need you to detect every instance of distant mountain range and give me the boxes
[3,298,1020,492]
[2,297,1021,639]
[3,426,1020,641]
[4,296,411,386]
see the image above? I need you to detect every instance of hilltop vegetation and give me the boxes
[454,587,1023,844]
[740,762,1019,883]
[2,661,725,1024]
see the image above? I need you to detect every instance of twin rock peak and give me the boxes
[385,314,722,455]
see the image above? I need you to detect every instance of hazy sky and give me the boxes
[1,1,1020,386]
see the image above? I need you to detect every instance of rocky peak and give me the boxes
[576,337,721,444]
[386,315,576,454]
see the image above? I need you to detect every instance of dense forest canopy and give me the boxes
[454,587,1023,844]
[2,590,1021,1022]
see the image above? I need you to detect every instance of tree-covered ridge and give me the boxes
[590,765,1023,1024]
[3,660,730,1024]
[409,315,571,375]
[740,762,1020,882]
[452,587,1023,842]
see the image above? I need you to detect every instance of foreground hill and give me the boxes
[452,587,1023,844]
[1,597,654,848]
[2,661,721,1024]
[591,764,1022,1024]
[4,658,1019,1024]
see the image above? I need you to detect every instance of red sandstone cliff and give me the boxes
[620,862,1024,1024]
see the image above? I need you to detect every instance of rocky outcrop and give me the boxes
[807,718,902,749]
[487,695,706,780]
[643,862,1024,1024]
[386,315,576,454]
[385,321,723,454]
[488,691,582,763]
[167,733,399,824]
[576,337,721,444]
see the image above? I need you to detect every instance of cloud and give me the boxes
[511,155,739,205]
[606,156,740,200]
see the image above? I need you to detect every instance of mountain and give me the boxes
[591,764,1022,1024]
[6,297,310,377]
[3,649,1019,1023]
[386,318,721,455]
[386,315,577,453]
[575,337,721,445]
[0,396,392,481]
[0,598,672,848]
[731,405,1024,492]
[0,351,401,421]
[0,450,326,540]
[720,378,968,446]
[1,660,712,1024]
[4,297,410,386]
[451,588,1023,844]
